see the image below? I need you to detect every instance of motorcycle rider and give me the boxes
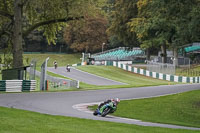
[66,64,70,72]
[95,98,120,115]
[54,60,58,69]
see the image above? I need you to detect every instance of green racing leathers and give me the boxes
[99,101,117,114]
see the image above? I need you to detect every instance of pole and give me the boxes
[40,57,49,91]
[102,43,105,53]
[44,57,49,90]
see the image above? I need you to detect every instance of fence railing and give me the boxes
[147,61,175,75]
[91,47,125,57]
[46,75,79,89]
[92,47,145,61]
[33,69,79,89]
[178,69,200,77]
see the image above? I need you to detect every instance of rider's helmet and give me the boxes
[114,98,120,104]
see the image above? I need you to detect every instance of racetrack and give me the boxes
[0,67,200,130]
[0,84,200,130]
[47,67,126,85]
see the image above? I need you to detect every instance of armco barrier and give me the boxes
[0,80,36,92]
[106,61,200,83]
[72,63,81,67]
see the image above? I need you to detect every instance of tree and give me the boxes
[0,0,98,68]
[102,0,124,49]
[129,0,200,64]
[107,0,139,47]
[64,14,108,53]
[128,0,170,62]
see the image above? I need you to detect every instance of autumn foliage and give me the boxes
[64,15,108,53]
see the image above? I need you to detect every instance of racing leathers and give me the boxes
[98,100,117,115]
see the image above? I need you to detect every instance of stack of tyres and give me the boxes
[6,80,22,92]
[22,80,36,92]
[0,80,6,92]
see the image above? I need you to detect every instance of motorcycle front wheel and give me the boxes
[101,107,111,117]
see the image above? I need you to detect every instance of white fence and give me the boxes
[147,61,175,75]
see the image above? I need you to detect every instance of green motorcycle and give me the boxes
[93,101,117,117]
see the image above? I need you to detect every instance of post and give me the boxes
[40,57,49,91]
[82,53,85,62]
[60,45,63,53]
[102,43,105,53]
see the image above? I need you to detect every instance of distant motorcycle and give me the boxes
[66,66,70,72]
[54,64,57,69]
[54,61,58,69]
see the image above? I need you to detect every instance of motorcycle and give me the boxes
[93,102,116,117]
[54,64,57,69]
[66,66,70,72]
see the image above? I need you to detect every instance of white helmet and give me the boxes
[114,98,120,103]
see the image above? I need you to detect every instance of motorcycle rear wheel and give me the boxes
[93,110,98,116]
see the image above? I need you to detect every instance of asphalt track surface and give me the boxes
[47,67,126,86]
[0,68,200,130]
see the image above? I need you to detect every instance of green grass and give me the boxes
[0,53,81,69]
[47,71,71,79]
[0,107,199,133]
[176,65,200,77]
[91,90,200,128]
[38,65,177,91]
[77,65,176,88]
[132,64,200,77]
[23,53,81,67]
[79,82,127,90]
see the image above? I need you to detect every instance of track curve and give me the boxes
[47,67,126,85]
[0,84,200,130]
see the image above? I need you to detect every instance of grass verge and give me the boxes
[77,65,177,88]
[39,65,177,91]
[175,65,200,77]
[24,53,81,67]
[90,90,200,128]
[0,106,199,133]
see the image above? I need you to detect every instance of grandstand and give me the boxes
[91,47,145,61]
[184,43,200,53]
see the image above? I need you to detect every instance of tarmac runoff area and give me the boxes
[0,84,200,130]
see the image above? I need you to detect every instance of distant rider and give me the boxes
[66,64,70,72]
[54,60,58,69]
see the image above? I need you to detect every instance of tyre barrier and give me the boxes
[0,80,36,92]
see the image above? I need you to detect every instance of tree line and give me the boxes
[0,0,200,68]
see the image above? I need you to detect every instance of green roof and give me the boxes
[184,45,200,52]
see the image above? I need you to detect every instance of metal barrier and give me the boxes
[147,61,175,75]
[33,69,79,89]
[29,59,37,80]
[179,69,200,77]
[157,57,190,66]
